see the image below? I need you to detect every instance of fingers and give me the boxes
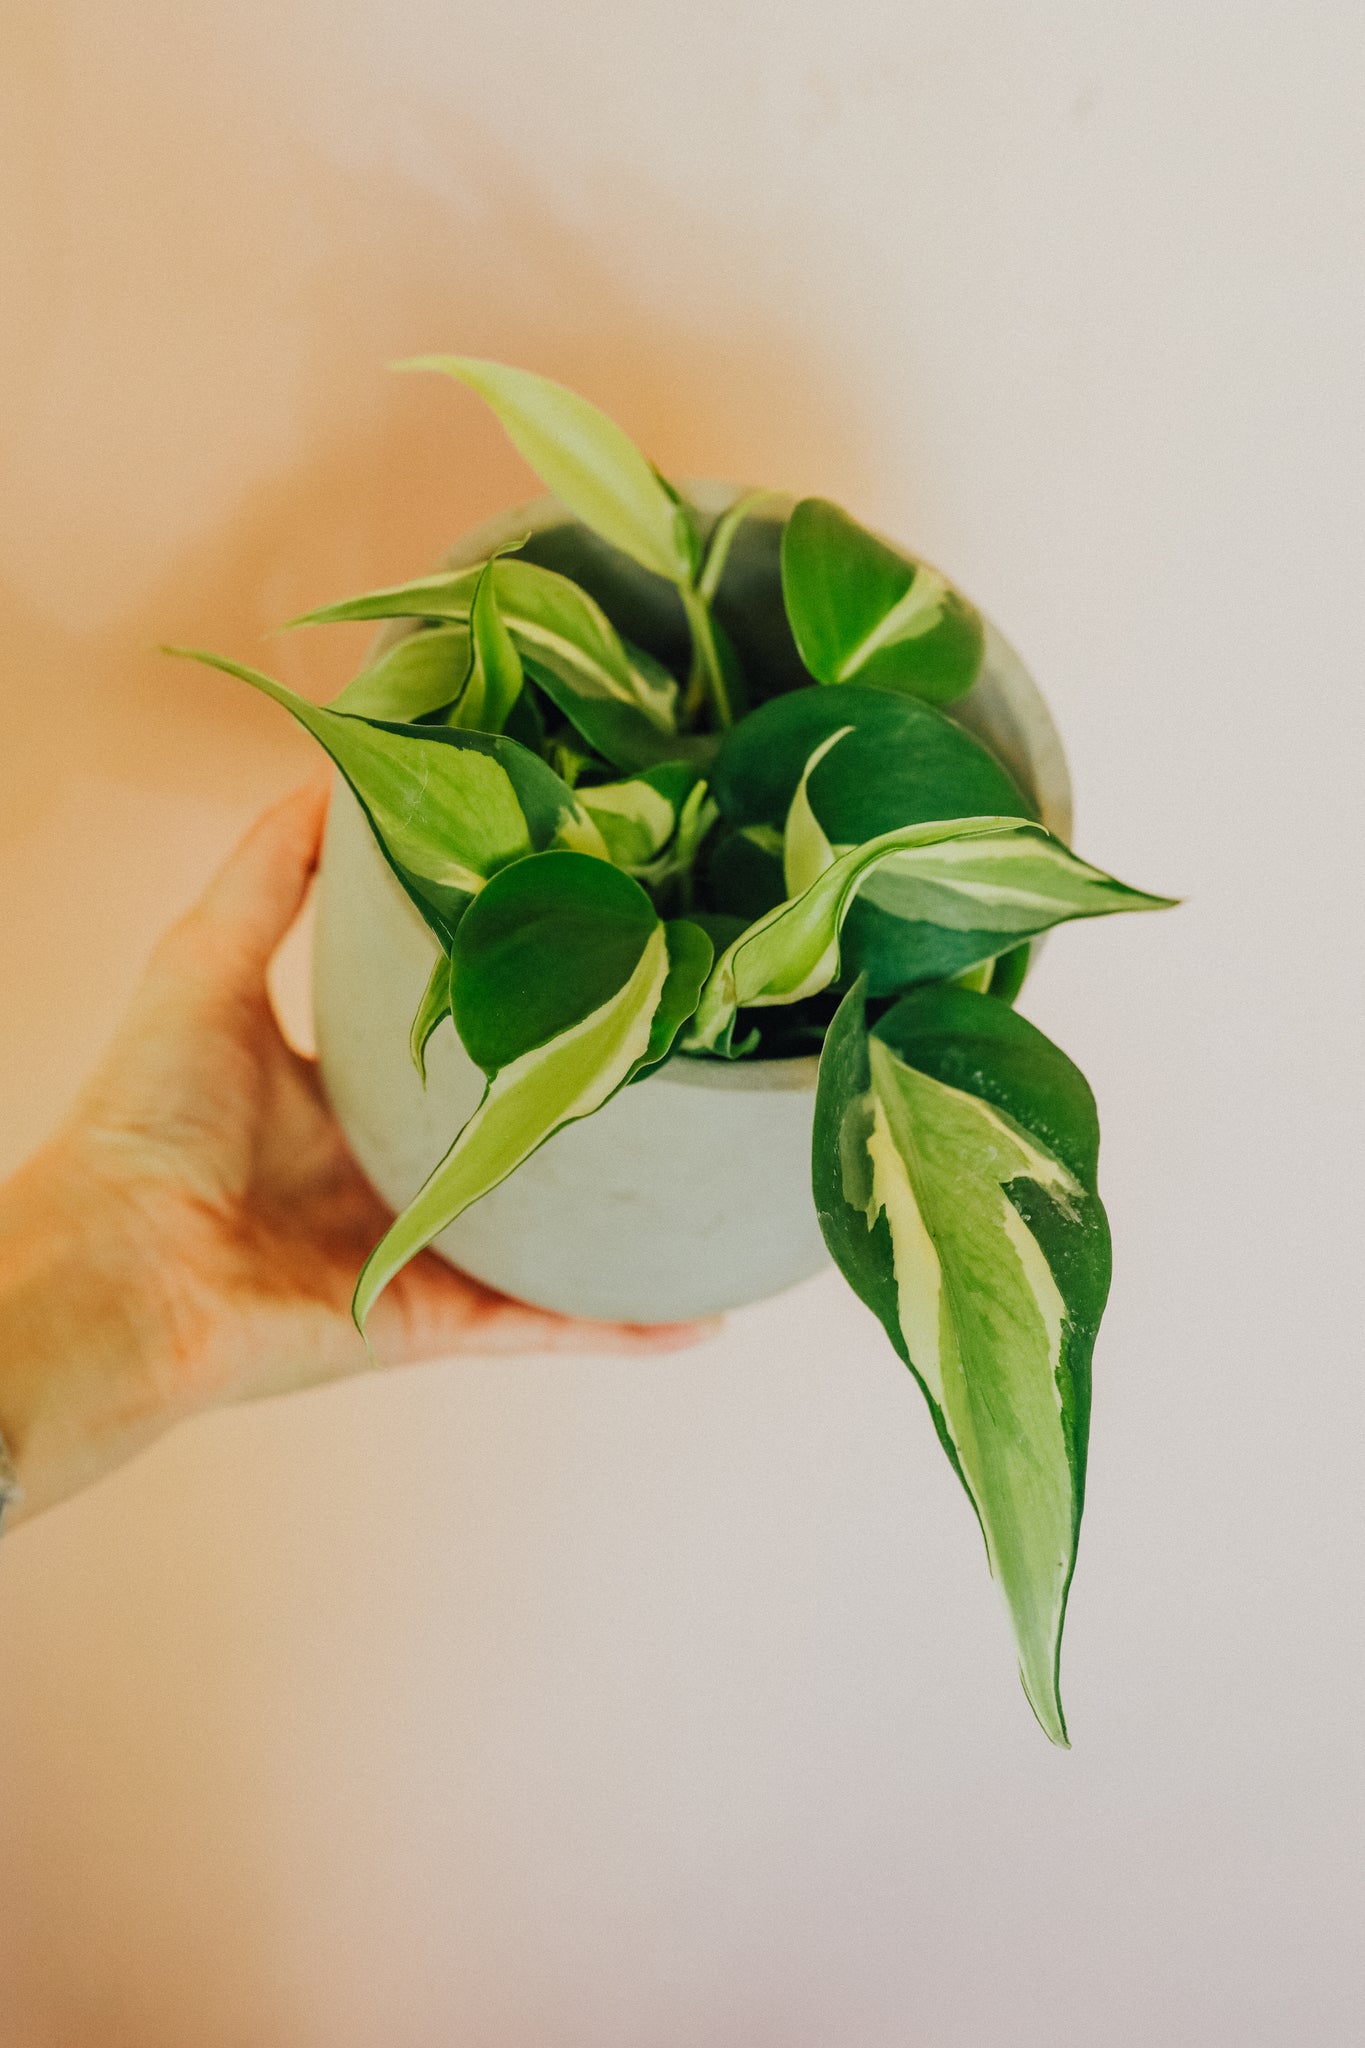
[181,780,331,976]
[368,1253,721,1365]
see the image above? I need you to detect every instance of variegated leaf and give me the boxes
[576,762,713,876]
[165,648,600,946]
[686,737,1174,1052]
[448,557,525,732]
[814,982,1111,1745]
[396,356,692,585]
[711,682,1038,992]
[409,950,452,1085]
[330,624,471,723]
[781,498,984,705]
[291,557,686,770]
[352,854,712,1329]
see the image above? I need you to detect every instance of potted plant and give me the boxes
[172,358,1173,1743]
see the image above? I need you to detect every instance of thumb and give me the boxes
[185,780,332,973]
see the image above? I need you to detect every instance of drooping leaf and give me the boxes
[351,852,711,1328]
[165,648,597,945]
[330,624,470,722]
[409,949,452,1084]
[814,981,1111,1745]
[781,498,984,706]
[686,755,1174,1052]
[396,356,692,585]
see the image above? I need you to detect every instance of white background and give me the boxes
[1,2,1362,2041]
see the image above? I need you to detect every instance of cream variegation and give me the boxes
[176,356,1179,1748]
[354,927,672,1330]
[686,740,1173,1052]
[853,1034,1084,1744]
[579,778,679,868]
[782,727,846,895]
[836,564,951,679]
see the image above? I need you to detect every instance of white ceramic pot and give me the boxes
[313,491,1072,1324]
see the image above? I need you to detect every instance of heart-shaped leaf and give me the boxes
[711,685,1044,995]
[397,356,692,586]
[165,648,598,946]
[352,852,711,1328]
[781,498,984,706]
[687,742,1174,1051]
[712,682,1032,838]
[814,981,1111,1745]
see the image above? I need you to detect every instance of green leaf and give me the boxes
[712,682,1032,839]
[292,556,684,772]
[781,498,985,706]
[409,949,452,1084]
[712,685,1041,996]
[988,943,1032,1005]
[704,825,787,926]
[452,558,524,732]
[634,917,714,1079]
[687,753,1174,1052]
[577,762,704,872]
[351,853,710,1329]
[397,356,691,585]
[330,624,470,722]
[451,851,659,1075]
[814,981,1111,1745]
[165,648,598,946]
[520,655,702,775]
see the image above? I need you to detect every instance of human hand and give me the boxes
[0,785,713,1527]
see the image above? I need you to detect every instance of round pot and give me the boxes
[313,489,1072,1324]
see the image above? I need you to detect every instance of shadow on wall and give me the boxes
[1,108,872,848]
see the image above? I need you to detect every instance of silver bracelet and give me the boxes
[0,1431,22,1535]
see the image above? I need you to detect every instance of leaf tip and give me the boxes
[1017,1629,1072,1748]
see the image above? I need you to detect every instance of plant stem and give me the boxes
[680,585,732,730]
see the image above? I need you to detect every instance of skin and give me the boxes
[0,784,712,1529]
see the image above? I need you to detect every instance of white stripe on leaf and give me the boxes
[687,807,1172,1052]
[854,1035,1083,1744]
[353,927,671,1331]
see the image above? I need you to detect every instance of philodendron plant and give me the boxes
[170,357,1173,1744]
